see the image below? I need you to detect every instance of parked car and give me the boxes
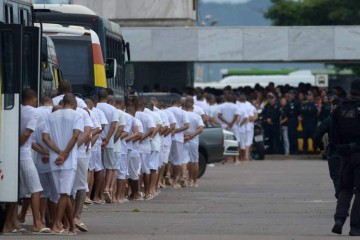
[223,129,238,157]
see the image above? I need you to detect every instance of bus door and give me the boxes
[0,24,40,202]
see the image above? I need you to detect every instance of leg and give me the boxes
[73,189,87,232]
[86,170,94,201]
[172,165,181,188]
[52,195,68,232]
[2,203,18,233]
[40,198,48,225]
[18,198,30,223]
[93,170,104,202]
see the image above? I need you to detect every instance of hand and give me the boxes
[298,116,302,122]
[42,155,50,164]
[227,123,233,129]
[101,139,108,149]
[55,155,65,166]
[266,118,273,125]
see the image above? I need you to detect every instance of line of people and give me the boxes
[1,81,206,235]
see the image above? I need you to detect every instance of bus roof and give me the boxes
[41,23,91,36]
[33,4,97,15]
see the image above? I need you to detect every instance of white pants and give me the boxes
[19,160,43,199]
[128,150,141,180]
[92,149,103,172]
[117,153,128,180]
[39,172,58,203]
[52,169,76,196]
[140,153,151,174]
[237,131,247,150]
[170,141,184,166]
[184,142,199,163]
[282,126,290,155]
[246,129,254,147]
[72,158,89,196]
[149,151,160,170]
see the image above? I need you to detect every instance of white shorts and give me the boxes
[237,131,247,150]
[39,172,58,203]
[52,169,76,196]
[185,142,199,163]
[162,149,171,164]
[114,151,121,170]
[128,151,141,180]
[102,148,116,170]
[246,130,254,147]
[92,150,103,172]
[19,160,43,199]
[140,153,151,174]
[149,151,160,171]
[170,141,184,166]
[117,153,128,180]
[72,158,89,195]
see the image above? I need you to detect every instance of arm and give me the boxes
[91,133,100,146]
[43,133,62,155]
[141,127,154,141]
[174,123,189,134]
[218,113,229,125]
[229,114,239,128]
[32,142,49,155]
[56,129,81,165]
[102,121,117,147]
[77,126,91,147]
[164,123,176,137]
[125,126,139,142]
[20,129,33,146]
[185,126,204,143]
[151,124,162,138]
[114,125,125,143]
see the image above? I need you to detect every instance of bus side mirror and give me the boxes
[125,63,135,86]
[41,37,48,64]
[125,42,130,61]
[105,58,117,79]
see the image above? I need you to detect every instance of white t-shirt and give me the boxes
[127,115,143,152]
[37,106,53,122]
[185,111,204,145]
[144,108,163,152]
[193,105,206,118]
[208,104,221,127]
[92,107,108,150]
[163,109,177,147]
[96,102,119,149]
[44,109,84,171]
[135,111,155,154]
[245,101,256,131]
[167,106,189,143]
[76,108,94,159]
[194,98,210,116]
[20,105,39,161]
[33,120,50,173]
[114,109,127,153]
[52,94,87,108]
[218,102,239,129]
[118,112,133,154]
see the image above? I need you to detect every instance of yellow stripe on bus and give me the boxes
[94,64,107,88]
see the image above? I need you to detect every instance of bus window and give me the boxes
[1,30,15,109]
[19,9,29,26]
[4,5,14,24]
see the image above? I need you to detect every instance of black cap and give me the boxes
[267,92,275,98]
[350,79,360,96]
[289,90,297,95]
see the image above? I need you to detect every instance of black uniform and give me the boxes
[262,102,281,154]
[314,116,341,198]
[332,99,360,233]
[285,100,300,154]
[319,102,331,123]
[300,101,318,153]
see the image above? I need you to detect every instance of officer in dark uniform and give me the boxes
[300,91,318,153]
[262,92,281,154]
[286,90,300,154]
[331,79,360,236]
[314,96,342,198]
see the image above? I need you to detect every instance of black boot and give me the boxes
[332,218,345,235]
[350,228,360,236]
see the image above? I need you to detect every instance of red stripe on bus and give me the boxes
[93,44,104,65]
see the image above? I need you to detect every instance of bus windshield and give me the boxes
[51,38,94,97]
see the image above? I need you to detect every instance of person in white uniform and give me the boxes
[144,103,163,197]
[167,99,189,188]
[135,100,155,200]
[18,89,51,234]
[72,107,93,232]
[52,80,87,108]
[236,96,249,162]
[244,97,258,160]
[183,100,205,187]
[43,93,83,234]
[96,90,119,203]
[84,98,102,205]
[113,98,130,203]
[126,103,144,200]
[32,96,57,226]
[90,99,108,204]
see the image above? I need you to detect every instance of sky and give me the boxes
[201,0,253,4]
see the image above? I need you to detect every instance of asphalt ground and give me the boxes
[3,159,352,240]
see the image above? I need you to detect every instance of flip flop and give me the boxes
[2,229,19,235]
[54,229,69,235]
[75,223,88,232]
[32,227,53,235]
[103,192,112,203]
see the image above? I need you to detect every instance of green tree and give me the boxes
[265,0,360,73]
